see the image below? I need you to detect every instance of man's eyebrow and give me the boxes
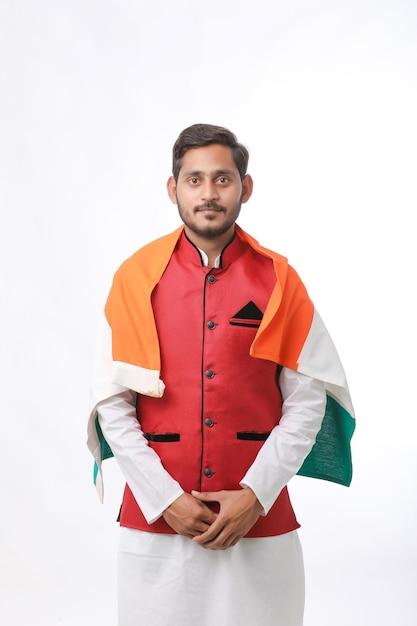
[213,169,236,177]
[182,169,237,177]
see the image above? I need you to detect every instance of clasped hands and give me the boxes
[162,488,263,550]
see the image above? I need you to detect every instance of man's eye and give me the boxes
[189,178,199,184]
[217,177,229,184]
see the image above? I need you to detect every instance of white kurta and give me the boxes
[118,527,304,626]
[97,367,326,626]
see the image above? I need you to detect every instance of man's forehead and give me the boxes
[179,144,238,174]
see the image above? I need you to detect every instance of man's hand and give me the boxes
[162,492,218,539]
[190,488,263,550]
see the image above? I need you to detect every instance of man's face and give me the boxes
[167,144,253,244]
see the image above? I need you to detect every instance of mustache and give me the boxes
[195,202,225,212]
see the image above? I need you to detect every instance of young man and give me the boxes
[88,123,355,626]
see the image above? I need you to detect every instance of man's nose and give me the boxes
[201,181,220,201]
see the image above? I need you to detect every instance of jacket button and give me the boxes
[205,418,214,427]
[204,468,214,477]
[205,369,215,378]
[207,320,216,330]
[207,274,216,283]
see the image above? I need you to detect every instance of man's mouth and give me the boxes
[196,203,224,213]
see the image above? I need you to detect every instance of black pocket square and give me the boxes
[230,301,263,327]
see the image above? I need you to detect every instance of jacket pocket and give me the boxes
[145,433,180,442]
[236,431,271,441]
[229,318,261,328]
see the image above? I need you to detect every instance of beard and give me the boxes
[176,198,242,240]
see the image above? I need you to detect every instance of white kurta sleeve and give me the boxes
[240,367,326,514]
[97,391,184,524]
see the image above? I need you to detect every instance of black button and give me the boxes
[205,418,214,427]
[207,320,216,330]
[205,369,214,379]
[207,274,216,283]
[204,468,213,477]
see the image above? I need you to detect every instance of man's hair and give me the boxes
[172,123,249,181]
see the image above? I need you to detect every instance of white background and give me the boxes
[1,1,416,624]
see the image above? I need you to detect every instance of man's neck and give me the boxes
[184,227,235,267]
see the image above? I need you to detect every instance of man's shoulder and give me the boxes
[236,225,289,266]
[237,226,307,292]
[118,227,184,273]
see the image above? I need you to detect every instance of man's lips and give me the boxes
[195,203,225,213]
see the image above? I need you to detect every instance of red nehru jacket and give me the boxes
[119,233,300,538]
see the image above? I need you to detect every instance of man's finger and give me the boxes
[191,489,222,502]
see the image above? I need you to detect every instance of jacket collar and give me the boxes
[179,229,247,269]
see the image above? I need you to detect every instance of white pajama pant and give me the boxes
[118,527,305,626]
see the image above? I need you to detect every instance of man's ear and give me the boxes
[167,176,177,204]
[241,174,254,203]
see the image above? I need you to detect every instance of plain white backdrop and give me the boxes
[1,1,416,624]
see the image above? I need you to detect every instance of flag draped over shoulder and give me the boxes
[241,227,355,487]
[87,225,355,500]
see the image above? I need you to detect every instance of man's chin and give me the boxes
[192,224,233,239]
[196,228,226,239]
